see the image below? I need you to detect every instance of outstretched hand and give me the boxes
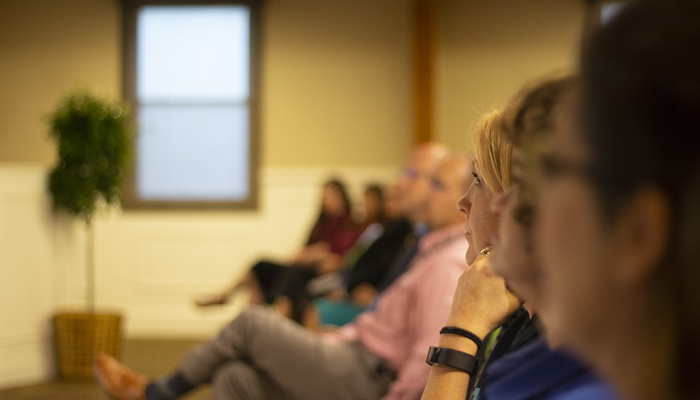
[445,251,523,339]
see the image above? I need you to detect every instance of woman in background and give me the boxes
[361,184,386,227]
[196,179,362,320]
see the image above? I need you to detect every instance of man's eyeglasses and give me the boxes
[430,177,445,191]
[403,168,429,181]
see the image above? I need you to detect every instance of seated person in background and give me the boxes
[195,179,362,318]
[382,183,403,221]
[361,183,388,227]
[260,180,414,322]
[94,154,471,400]
[308,145,452,328]
[314,182,392,285]
[262,144,451,325]
[421,77,618,400]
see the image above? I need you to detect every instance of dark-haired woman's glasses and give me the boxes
[540,154,598,182]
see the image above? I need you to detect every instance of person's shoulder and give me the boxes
[555,381,620,400]
[437,237,469,264]
[425,240,468,267]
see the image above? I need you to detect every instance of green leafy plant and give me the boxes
[48,91,133,312]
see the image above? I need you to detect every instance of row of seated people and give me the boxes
[94,2,700,399]
[96,141,470,400]
[195,177,419,328]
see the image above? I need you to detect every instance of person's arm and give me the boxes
[381,260,466,400]
[421,335,479,399]
[346,220,413,292]
[420,254,522,400]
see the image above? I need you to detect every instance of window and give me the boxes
[584,1,632,48]
[600,2,628,24]
[122,1,260,209]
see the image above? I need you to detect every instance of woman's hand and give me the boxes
[292,242,330,264]
[446,252,523,339]
[350,283,378,307]
[316,253,342,274]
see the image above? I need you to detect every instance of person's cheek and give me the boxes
[545,191,577,328]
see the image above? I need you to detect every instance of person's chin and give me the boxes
[465,247,477,265]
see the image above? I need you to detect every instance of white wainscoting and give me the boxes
[93,167,397,338]
[0,165,58,389]
[0,164,397,388]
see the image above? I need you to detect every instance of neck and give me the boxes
[408,209,428,225]
[591,294,675,400]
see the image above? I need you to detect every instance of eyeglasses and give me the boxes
[540,154,599,182]
[429,177,445,191]
[403,167,429,181]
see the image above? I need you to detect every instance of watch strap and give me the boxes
[425,346,480,376]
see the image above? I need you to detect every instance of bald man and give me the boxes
[425,155,471,231]
[346,143,451,297]
[95,153,470,400]
[397,143,451,226]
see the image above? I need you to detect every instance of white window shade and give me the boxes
[137,6,250,102]
[601,3,627,25]
[138,105,249,200]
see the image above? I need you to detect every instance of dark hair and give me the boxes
[307,179,353,246]
[364,183,386,224]
[582,1,700,396]
[323,179,352,217]
[500,75,578,228]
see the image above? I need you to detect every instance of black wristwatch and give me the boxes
[425,346,480,376]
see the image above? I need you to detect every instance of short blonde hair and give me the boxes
[471,109,512,194]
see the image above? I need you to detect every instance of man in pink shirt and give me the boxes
[95,153,470,400]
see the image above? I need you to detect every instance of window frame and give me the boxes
[121,0,261,210]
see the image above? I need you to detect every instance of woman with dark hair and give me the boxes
[196,179,363,320]
[362,184,387,227]
[533,1,700,399]
[303,179,359,258]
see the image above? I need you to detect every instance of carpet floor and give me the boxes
[0,340,211,400]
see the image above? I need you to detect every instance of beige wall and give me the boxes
[435,0,585,151]
[262,0,412,167]
[0,0,413,168]
[0,0,121,165]
[0,0,584,165]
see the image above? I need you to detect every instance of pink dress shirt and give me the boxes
[324,224,469,400]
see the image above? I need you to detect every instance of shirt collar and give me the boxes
[413,222,430,238]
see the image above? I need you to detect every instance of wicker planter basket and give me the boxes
[54,312,123,379]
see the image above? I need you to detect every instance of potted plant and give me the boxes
[48,91,132,379]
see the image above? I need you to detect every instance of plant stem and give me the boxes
[86,218,95,314]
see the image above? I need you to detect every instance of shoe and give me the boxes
[93,354,148,400]
[194,293,229,307]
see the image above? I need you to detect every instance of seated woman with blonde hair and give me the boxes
[421,77,619,400]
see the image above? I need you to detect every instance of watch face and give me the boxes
[426,346,441,363]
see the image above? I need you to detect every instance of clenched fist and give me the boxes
[445,252,523,339]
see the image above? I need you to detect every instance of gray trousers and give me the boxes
[180,306,394,400]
